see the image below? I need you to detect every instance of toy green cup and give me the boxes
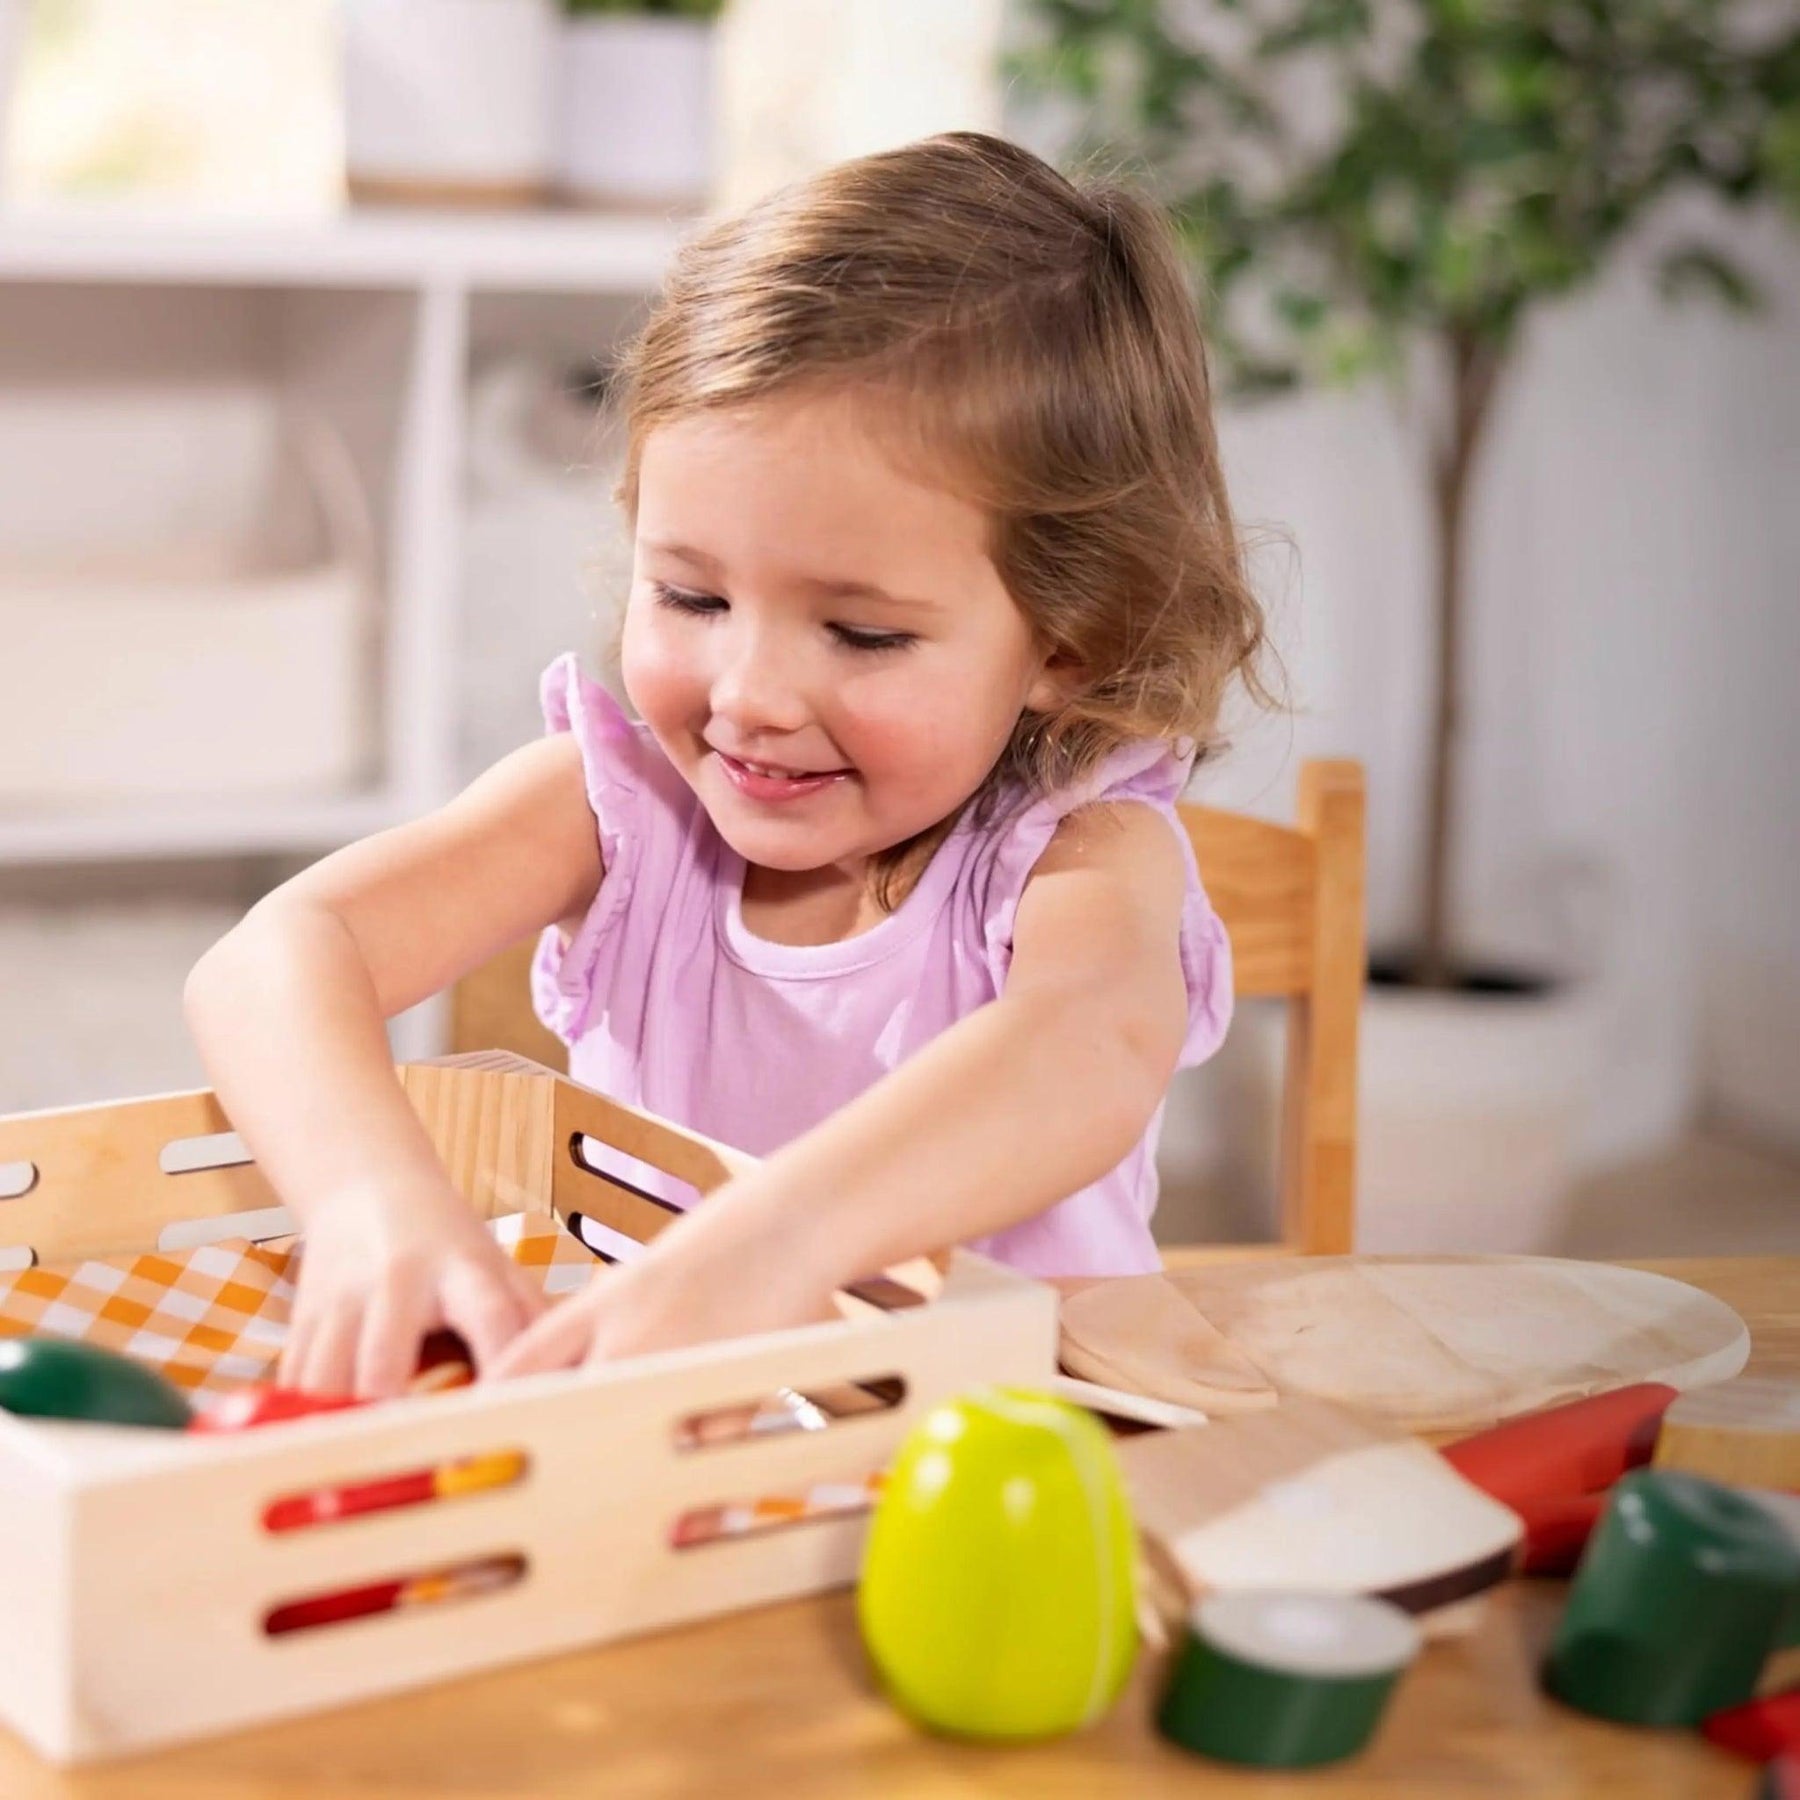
[1546,1469,1800,1726]
[857,1386,1138,1740]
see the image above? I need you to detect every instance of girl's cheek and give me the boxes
[620,610,695,721]
[844,672,979,774]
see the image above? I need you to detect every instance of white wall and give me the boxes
[1198,196,1800,1162]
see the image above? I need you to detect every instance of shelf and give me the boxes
[0,204,688,292]
[0,791,421,867]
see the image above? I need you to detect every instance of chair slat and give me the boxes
[1180,808,1316,997]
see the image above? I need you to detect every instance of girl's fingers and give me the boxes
[443,1264,539,1376]
[293,1300,361,1397]
[505,1258,551,1322]
[354,1282,434,1400]
[278,1310,313,1389]
[486,1299,593,1380]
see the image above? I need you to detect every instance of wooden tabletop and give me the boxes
[8,1256,1798,1799]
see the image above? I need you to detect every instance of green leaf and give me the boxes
[1764,107,1800,212]
[1013,0,1800,399]
[1656,245,1760,310]
[1273,288,1330,333]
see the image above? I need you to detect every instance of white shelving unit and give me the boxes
[0,206,682,291]
[0,205,682,868]
[0,205,683,1059]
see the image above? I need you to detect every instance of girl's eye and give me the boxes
[829,624,916,655]
[651,583,912,653]
[651,582,727,617]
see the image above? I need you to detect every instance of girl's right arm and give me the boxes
[183,733,602,1398]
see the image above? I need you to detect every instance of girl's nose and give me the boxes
[709,629,811,737]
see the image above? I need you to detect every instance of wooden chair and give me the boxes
[1176,760,1365,1257]
[452,757,1366,1256]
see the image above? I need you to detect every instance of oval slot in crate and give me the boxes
[263,1448,529,1533]
[265,1553,527,1637]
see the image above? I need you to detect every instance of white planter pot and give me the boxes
[557,16,713,209]
[1183,976,1608,1255]
[1354,978,1608,1253]
[343,0,557,203]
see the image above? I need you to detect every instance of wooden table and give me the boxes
[6,1257,1796,1798]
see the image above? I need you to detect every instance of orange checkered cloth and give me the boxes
[0,1212,885,1541]
[0,1212,617,1402]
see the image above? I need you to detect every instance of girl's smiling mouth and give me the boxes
[714,750,855,803]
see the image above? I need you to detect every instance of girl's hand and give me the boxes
[488,1198,836,1376]
[283,1182,549,1398]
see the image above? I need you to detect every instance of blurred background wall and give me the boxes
[0,0,1794,1255]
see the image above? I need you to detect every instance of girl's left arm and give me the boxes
[491,803,1191,1373]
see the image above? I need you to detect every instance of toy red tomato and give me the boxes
[189,1386,364,1433]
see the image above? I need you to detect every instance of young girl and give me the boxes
[184,131,1266,1398]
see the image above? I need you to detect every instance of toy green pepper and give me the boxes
[858,1386,1138,1740]
[0,1336,192,1429]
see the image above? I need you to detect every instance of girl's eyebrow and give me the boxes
[640,539,940,612]
[796,575,942,612]
[640,538,723,573]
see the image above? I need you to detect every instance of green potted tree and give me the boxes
[558,0,726,209]
[1020,1,1800,1248]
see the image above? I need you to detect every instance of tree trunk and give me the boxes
[1417,329,1505,989]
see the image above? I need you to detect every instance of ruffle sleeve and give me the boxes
[530,653,652,1046]
[977,742,1234,1068]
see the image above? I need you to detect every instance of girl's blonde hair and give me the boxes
[615,131,1269,890]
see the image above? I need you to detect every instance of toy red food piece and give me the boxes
[189,1386,364,1433]
[1509,1491,1608,1576]
[263,1468,438,1533]
[263,1450,526,1533]
[263,1554,523,1635]
[412,1328,474,1392]
[1439,1383,1677,1509]
[265,1577,406,1635]
[1704,1691,1800,1763]
[193,1328,471,1432]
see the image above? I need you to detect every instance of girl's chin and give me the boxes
[704,798,907,877]
[713,821,867,874]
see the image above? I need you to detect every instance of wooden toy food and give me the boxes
[1546,1470,1800,1726]
[1439,1383,1678,1507]
[1156,1590,1419,1768]
[1439,1383,1679,1573]
[1119,1398,1520,1628]
[189,1386,365,1432]
[857,1387,1137,1741]
[0,1336,191,1429]
[1060,1255,1750,1433]
[1654,1377,1800,1490]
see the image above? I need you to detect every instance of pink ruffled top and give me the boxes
[532,654,1233,1277]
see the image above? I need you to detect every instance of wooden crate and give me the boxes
[0,1053,1057,1764]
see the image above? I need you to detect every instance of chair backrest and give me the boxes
[1178,759,1366,1254]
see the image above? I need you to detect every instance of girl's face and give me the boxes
[622,392,1062,880]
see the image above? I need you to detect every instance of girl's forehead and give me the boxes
[640,392,923,492]
[636,394,997,589]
